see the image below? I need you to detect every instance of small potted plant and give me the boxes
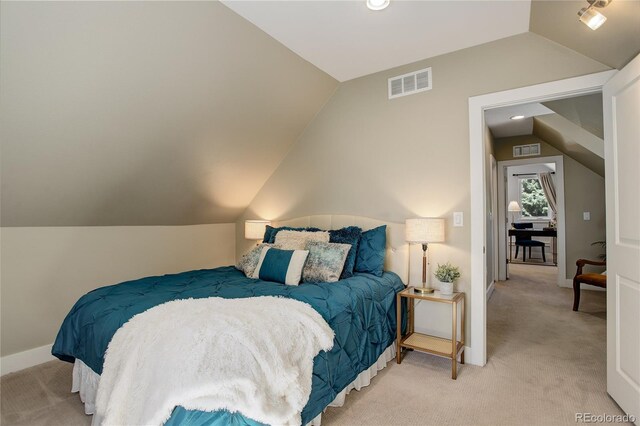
[434,262,461,295]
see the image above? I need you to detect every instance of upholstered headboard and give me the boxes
[273,215,408,284]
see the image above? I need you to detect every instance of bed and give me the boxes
[52,215,409,425]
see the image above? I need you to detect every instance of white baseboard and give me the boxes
[561,279,606,292]
[463,345,483,366]
[486,280,496,301]
[1,344,56,376]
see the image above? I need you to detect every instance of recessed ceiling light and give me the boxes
[366,0,390,11]
[510,115,526,120]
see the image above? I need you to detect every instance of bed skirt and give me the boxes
[72,344,396,425]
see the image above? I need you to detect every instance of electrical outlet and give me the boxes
[453,212,463,227]
[583,212,591,221]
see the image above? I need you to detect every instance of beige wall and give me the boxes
[0,224,236,357]
[0,1,336,227]
[238,32,609,344]
[494,136,606,279]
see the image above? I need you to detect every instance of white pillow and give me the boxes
[274,230,330,250]
[252,246,309,285]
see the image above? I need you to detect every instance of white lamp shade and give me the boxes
[405,218,445,243]
[244,220,271,240]
[507,201,521,212]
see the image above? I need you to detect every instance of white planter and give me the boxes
[438,280,454,295]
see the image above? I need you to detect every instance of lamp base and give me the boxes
[414,286,435,294]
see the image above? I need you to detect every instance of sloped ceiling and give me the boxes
[486,94,606,177]
[0,1,337,226]
[485,103,554,138]
[529,0,640,70]
[543,93,603,138]
[533,117,605,177]
[3,1,634,228]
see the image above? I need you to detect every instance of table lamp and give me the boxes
[244,220,271,243]
[507,201,521,228]
[405,218,445,294]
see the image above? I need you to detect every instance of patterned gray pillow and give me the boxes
[236,243,273,277]
[302,241,351,283]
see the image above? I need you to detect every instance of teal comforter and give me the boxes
[52,266,405,425]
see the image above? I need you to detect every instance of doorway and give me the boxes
[467,69,615,367]
[496,156,566,286]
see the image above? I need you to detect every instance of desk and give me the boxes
[508,228,557,265]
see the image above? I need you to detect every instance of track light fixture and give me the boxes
[578,0,612,30]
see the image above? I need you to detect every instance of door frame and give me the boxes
[490,154,499,298]
[496,156,565,285]
[467,69,616,366]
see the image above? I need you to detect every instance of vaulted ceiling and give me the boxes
[1,1,636,227]
[222,0,639,82]
[221,0,532,82]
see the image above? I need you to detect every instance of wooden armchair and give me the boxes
[573,259,607,311]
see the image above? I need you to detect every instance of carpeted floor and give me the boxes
[1,264,623,425]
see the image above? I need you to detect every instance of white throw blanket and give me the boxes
[94,296,334,426]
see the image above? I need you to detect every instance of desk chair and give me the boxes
[513,222,546,262]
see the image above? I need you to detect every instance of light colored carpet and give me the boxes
[1,264,623,425]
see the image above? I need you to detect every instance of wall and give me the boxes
[0,224,236,360]
[238,32,609,346]
[495,136,606,279]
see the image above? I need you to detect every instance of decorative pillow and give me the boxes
[328,226,362,279]
[235,243,273,277]
[355,225,387,277]
[252,247,309,285]
[303,241,351,283]
[263,225,322,244]
[275,230,330,250]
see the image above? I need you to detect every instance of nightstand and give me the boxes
[396,287,465,379]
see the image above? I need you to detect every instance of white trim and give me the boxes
[468,69,616,367]
[497,155,566,286]
[486,280,496,301]
[1,344,55,376]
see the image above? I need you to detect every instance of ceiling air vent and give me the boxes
[388,67,432,99]
[513,143,541,158]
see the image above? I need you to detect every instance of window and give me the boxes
[519,177,550,218]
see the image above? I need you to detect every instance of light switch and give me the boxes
[453,212,463,227]
[583,212,591,221]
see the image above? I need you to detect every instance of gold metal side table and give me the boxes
[396,287,465,379]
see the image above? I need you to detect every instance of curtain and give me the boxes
[538,172,557,220]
